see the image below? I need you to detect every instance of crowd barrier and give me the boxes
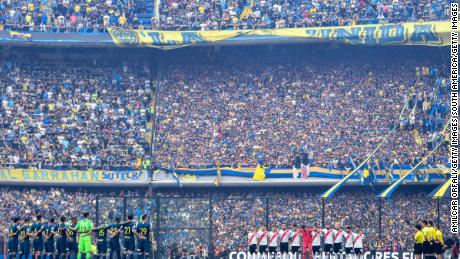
[0,163,450,184]
[0,21,451,48]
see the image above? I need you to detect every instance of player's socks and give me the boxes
[128,254,134,259]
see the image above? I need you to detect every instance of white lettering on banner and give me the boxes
[364,252,414,259]
[228,252,300,259]
[228,252,416,259]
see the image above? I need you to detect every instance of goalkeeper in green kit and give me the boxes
[76,211,93,259]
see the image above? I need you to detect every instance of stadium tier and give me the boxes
[0,0,452,31]
[0,45,449,171]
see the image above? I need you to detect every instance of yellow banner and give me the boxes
[0,168,148,183]
[109,21,450,48]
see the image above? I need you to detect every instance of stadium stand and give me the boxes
[0,0,452,31]
[0,46,450,170]
[0,57,153,170]
[154,46,450,168]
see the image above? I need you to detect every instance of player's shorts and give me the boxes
[280,242,288,253]
[428,241,435,254]
[109,238,121,252]
[259,245,267,253]
[414,243,423,255]
[354,248,363,255]
[67,240,78,253]
[268,246,277,253]
[56,238,66,253]
[434,242,443,254]
[313,246,321,254]
[45,240,55,253]
[122,238,135,252]
[137,239,150,254]
[8,239,19,253]
[333,243,342,254]
[97,240,108,254]
[345,247,353,254]
[78,239,92,254]
[32,239,44,252]
[19,241,30,255]
[324,244,333,253]
[291,246,300,253]
[249,244,257,254]
[423,241,429,253]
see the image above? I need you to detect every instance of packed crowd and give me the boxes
[158,0,451,30]
[0,46,449,171]
[155,47,450,168]
[0,0,149,32]
[0,58,153,170]
[0,0,452,32]
[0,187,452,256]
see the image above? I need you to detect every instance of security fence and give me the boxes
[96,195,450,257]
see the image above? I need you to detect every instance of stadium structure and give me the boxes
[0,4,457,259]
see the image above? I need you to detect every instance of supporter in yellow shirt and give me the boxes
[118,16,126,26]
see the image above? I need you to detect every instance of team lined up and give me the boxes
[247,224,364,258]
[7,213,154,259]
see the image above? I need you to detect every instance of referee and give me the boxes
[422,220,436,259]
[414,224,424,259]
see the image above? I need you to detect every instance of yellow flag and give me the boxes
[413,130,423,146]
[253,163,266,181]
[214,162,222,186]
[363,169,370,178]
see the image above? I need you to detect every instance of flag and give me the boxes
[253,162,266,181]
[182,174,197,181]
[360,168,370,185]
[381,159,395,182]
[428,179,451,198]
[436,164,449,175]
[172,171,182,187]
[413,130,423,146]
[9,31,32,41]
[301,164,309,178]
[214,162,222,186]
[292,166,298,179]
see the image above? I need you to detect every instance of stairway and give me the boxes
[133,0,155,26]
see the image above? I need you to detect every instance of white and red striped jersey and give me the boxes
[279,229,290,243]
[333,229,345,244]
[257,231,268,246]
[322,228,335,245]
[344,232,355,248]
[248,231,258,246]
[290,230,301,247]
[353,232,364,249]
[268,231,279,247]
[311,230,322,246]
